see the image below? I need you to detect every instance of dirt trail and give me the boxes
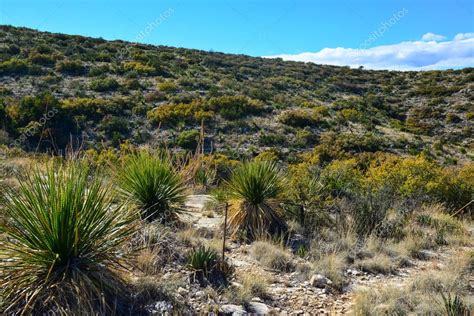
[181,195,472,314]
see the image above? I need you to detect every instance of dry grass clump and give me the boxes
[177,227,203,247]
[352,251,473,315]
[225,270,272,306]
[352,285,413,315]
[129,275,186,312]
[250,240,294,272]
[312,252,347,290]
[238,270,272,300]
[129,222,185,273]
[355,253,397,274]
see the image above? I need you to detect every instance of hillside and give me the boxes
[0,25,473,164]
[1,25,473,315]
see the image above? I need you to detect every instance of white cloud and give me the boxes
[421,32,446,41]
[454,32,474,41]
[264,34,474,71]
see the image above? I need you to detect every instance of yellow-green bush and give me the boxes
[123,61,156,75]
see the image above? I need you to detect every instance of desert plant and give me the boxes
[116,151,187,222]
[0,161,136,314]
[187,246,232,286]
[188,246,218,276]
[441,293,470,316]
[226,160,287,240]
[251,240,294,272]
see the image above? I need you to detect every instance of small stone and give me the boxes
[309,274,332,288]
[220,304,246,315]
[195,290,205,299]
[248,302,269,314]
[177,287,188,296]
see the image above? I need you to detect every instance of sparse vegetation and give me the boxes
[116,151,187,222]
[227,161,287,240]
[0,25,472,315]
[0,161,136,314]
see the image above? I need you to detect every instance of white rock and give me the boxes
[220,304,246,315]
[248,302,269,315]
[177,287,188,296]
[309,274,332,288]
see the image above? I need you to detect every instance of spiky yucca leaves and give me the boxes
[227,161,287,240]
[0,162,137,315]
[116,151,187,222]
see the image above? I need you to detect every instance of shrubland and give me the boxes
[0,25,472,314]
[0,26,472,165]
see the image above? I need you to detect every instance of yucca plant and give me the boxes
[187,246,231,286]
[188,246,218,275]
[0,161,136,315]
[226,160,287,241]
[116,151,187,223]
[441,292,470,316]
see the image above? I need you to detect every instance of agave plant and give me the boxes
[116,151,187,222]
[0,161,136,314]
[226,160,287,240]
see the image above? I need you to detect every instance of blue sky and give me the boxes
[1,0,473,70]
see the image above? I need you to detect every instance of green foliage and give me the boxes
[147,99,212,126]
[279,109,322,127]
[0,58,40,76]
[176,129,200,150]
[28,52,56,66]
[207,95,263,119]
[116,151,187,222]
[411,84,461,97]
[285,163,332,230]
[56,59,87,75]
[158,80,178,92]
[90,77,120,92]
[441,293,470,316]
[123,61,156,75]
[188,246,218,275]
[227,160,287,240]
[0,161,136,314]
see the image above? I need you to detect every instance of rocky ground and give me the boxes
[143,195,472,315]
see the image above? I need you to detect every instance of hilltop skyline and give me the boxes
[1,0,473,70]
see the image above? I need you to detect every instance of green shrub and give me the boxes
[0,58,37,75]
[123,61,156,76]
[28,52,56,66]
[90,77,120,92]
[279,109,321,127]
[251,241,294,271]
[0,161,136,314]
[158,81,178,92]
[441,293,470,316]
[188,246,218,275]
[176,129,200,150]
[207,95,263,119]
[227,160,287,240]
[116,151,187,222]
[56,60,87,75]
